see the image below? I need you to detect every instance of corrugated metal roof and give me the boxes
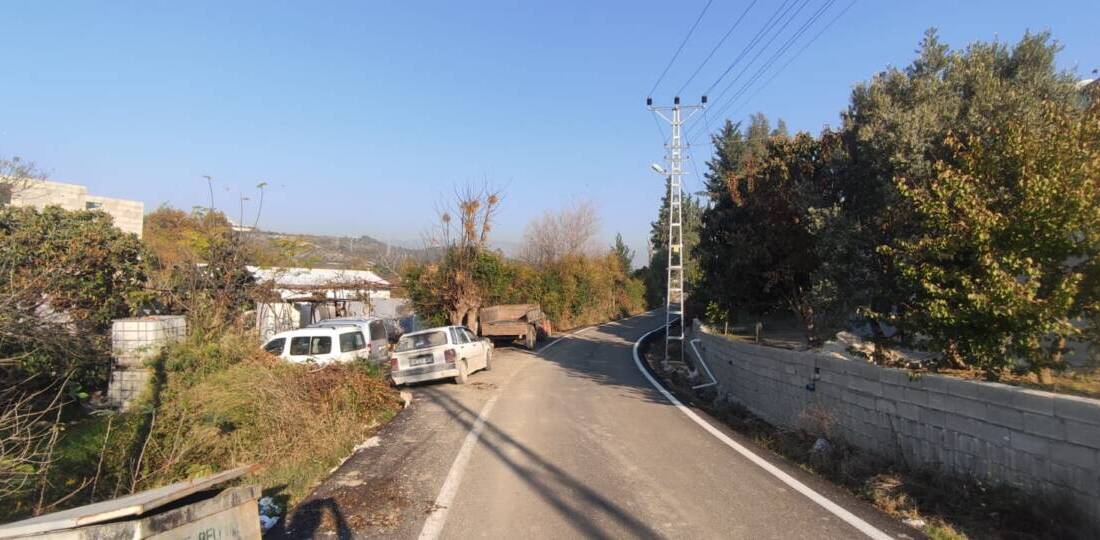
[0,466,253,538]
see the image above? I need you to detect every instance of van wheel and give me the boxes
[484,349,493,371]
[455,361,469,384]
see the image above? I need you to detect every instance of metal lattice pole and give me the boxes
[648,96,705,366]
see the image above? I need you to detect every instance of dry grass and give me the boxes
[1,328,401,524]
[135,353,400,505]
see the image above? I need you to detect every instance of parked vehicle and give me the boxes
[262,327,374,365]
[478,304,551,349]
[306,317,390,363]
[390,325,493,385]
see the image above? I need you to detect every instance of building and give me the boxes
[250,266,410,341]
[5,179,144,237]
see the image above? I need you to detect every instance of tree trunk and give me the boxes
[465,306,480,334]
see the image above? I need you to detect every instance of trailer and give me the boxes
[478,304,551,349]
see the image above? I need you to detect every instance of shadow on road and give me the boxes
[528,313,670,407]
[419,386,663,539]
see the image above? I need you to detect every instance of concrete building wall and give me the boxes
[86,195,144,237]
[695,322,1100,532]
[10,179,86,210]
[8,179,144,237]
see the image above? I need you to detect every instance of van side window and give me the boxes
[311,336,332,355]
[369,320,386,341]
[340,331,366,352]
[290,337,310,355]
[263,338,285,355]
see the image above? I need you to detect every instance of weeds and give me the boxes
[1,326,401,523]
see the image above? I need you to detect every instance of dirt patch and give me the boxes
[471,381,498,391]
[281,475,412,537]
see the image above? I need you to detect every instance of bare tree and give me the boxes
[520,199,601,266]
[0,156,46,206]
[0,378,66,500]
[418,182,505,332]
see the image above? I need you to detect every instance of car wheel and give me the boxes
[455,360,469,384]
[484,349,493,371]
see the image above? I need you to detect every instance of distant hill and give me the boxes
[244,229,440,279]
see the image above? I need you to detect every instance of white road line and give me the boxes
[631,325,895,540]
[418,327,585,539]
[418,394,500,540]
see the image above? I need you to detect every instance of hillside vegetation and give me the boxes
[0,200,400,523]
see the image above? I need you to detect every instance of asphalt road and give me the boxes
[275,311,915,539]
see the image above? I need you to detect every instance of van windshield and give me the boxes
[395,331,447,352]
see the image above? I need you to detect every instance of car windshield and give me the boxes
[395,331,447,352]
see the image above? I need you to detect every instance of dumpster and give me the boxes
[0,466,260,540]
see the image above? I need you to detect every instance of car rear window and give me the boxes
[290,336,332,356]
[340,331,366,352]
[395,331,447,352]
[369,320,386,340]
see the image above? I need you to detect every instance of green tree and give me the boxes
[837,29,1080,342]
[0,206,149,332]
[695,114,787,316]
[144,207,256,331]
[612,233,634,271]
[0,206,150,396]
[887,95,1100,374]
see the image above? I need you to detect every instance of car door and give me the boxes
[461,328,485,369]
[449,327,470,366]
[368,320,389,362]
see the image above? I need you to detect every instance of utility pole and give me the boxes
[648,95,705,367]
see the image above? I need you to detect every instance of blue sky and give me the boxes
[2,1,1097,264]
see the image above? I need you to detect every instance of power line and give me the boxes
[648,0,716,97]
[651,112,669,147]
[674,0,759,96]
[691,0,841,142]
[732,0,857,113]
[703,0,811,110]
[708,0,833,117]
[687,0,842,145]
[701,0,801,98]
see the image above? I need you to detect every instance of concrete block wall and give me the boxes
[107,316,185,410]
[8,179,145,237]
[86,195,144,237]
[695,322,1100,530]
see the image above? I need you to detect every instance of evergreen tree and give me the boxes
[644,178,705,308]
[612,233,634,271]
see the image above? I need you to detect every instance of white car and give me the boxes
[390,325,493,385]
[306,317,391,364]
[262,326,373,365]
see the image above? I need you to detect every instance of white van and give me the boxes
[306,317,391,364]
[262,326,373,365]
